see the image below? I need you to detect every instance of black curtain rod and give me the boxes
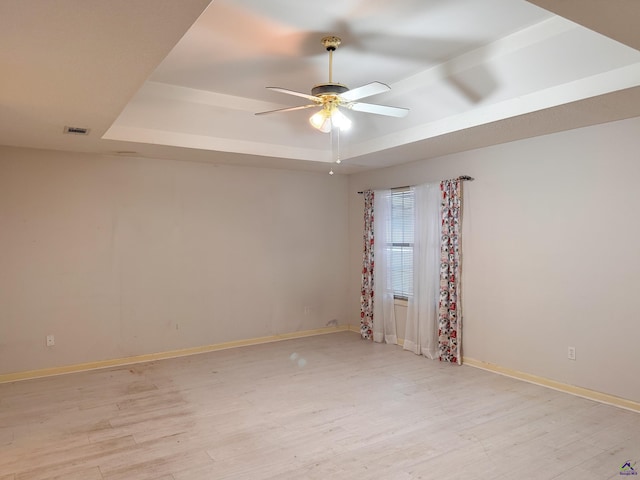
[357,175,474,194]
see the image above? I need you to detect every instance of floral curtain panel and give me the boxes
[438,179,463,364]
[360,190,374,340]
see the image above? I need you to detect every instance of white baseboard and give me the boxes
[343,326,640,412]
[463,357,640,413]
[6,326,636,414]
[0,325,350,384]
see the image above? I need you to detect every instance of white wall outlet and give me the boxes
[46,334,55,347]
[567,346,576,360]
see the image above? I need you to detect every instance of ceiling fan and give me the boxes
[255,36,409,134]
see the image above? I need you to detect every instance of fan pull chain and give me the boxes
[329,122,341,175]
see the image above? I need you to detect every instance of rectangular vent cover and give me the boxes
[63,126,90,135]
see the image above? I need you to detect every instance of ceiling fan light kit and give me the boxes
[309,105,352,133]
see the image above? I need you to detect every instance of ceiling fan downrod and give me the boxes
[312,36,348,97]
[321,36,341,84]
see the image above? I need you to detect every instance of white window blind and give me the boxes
[390,188,414,298]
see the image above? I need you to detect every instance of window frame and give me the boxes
[389,187,414,300]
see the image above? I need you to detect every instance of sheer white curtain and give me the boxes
[372,189,398,344]
[404,183,441,358]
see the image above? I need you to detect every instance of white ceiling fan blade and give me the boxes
[255,104,319,116]
[349,102,409,118]
[340,82,390,102]
[266,87,319,102]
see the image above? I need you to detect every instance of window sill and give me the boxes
[394,297,408,307]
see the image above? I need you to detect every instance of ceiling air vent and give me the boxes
[63,126,90,135]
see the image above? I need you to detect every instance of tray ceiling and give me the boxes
[2,0,640,173]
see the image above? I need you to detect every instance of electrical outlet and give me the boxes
[46,334,55,347]
[567,346,576,360]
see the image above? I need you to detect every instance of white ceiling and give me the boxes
[2,0,640,174]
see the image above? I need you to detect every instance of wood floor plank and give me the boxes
[38,466,103,480]
[1,332,638,480]
[10,436,136,480]
[99,448,210,480]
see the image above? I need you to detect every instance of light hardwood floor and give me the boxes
[1,331,638,479]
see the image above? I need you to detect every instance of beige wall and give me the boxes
[4,116,640,403]
[348,117,640,403]
[0,147,349,374]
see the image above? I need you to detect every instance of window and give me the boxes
[390,188,414,298]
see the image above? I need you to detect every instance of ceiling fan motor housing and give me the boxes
[311,83,349,97]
